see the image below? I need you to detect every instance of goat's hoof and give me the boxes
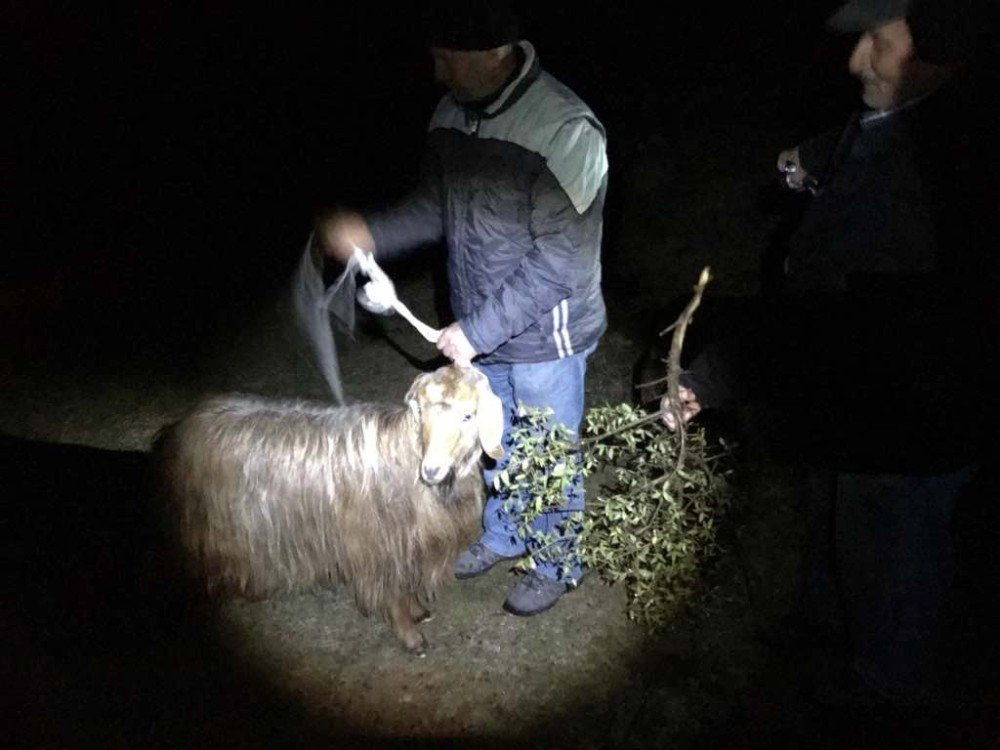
[402,631,427,656]
[414,609,433,625]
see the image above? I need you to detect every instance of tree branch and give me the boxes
[663,266,711,452]
[648,267,712,520]
[582,411,666,446]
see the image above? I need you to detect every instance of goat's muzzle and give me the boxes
[420,462,449,485]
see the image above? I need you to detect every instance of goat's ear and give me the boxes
[475,380,505,459]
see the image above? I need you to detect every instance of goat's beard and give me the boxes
[430,470,456,497]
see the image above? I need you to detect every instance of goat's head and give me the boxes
[405,364,504,485]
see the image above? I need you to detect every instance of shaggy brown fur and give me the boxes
[155,365,504,653]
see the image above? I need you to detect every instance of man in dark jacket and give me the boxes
[662,0,997,705]
[317,2,608,616]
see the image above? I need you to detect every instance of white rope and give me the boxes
[292,238,444,405]
[352,246,442,343]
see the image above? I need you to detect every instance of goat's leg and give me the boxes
[408,594,432,624]
[389,595,427,654]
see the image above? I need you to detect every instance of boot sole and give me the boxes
[502,596,563,617]
[454,555,519,580]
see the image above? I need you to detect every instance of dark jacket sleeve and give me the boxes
[365,145,444,261]
[679,343,738,410]
[797,121,853,184]
[678,298,777,410]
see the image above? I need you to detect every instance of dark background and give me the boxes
[5,4,999,746]
[7,1,857,347]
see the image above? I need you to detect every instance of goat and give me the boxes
[155,364,504,653]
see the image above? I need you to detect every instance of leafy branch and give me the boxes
[496,269,734,628]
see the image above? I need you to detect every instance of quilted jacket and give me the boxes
[366,41,608,363]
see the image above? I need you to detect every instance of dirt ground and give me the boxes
[4,61,998,750]
[2,260,687,746]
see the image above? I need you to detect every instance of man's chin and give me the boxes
[448,87,476,103]
[861,88,892,112]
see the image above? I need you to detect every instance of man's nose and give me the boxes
[848,33,873,75]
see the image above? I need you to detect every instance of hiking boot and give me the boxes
[503,570,572,616]
[454,542,520,580]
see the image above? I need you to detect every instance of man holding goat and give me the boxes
[316,1,608,616]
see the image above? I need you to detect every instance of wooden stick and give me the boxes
[662,266,712,454]
[649,267,712,524]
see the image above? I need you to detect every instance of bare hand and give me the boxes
[777,147,811,192]
[660,386,701,431]
[314,208,375,264]
[436,322,477,367]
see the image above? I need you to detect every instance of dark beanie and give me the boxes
[827,0,910,33]
[423,0,521,51]
[828,0,996,64]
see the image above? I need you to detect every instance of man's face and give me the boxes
[848,18,942,110]
[430,47,506,102]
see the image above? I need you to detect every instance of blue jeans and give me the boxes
[475,343,596,583]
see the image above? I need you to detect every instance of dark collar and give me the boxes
[456,42,539,120]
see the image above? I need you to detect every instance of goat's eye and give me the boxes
[462,413,474,422]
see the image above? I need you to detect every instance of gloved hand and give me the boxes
[777,147,815,192]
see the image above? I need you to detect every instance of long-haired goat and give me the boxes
[155,364,504,653]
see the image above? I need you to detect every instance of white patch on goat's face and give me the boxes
[414,367,483,485]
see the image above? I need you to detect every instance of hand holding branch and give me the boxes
[660,385,701,430]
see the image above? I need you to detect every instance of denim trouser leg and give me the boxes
[475,344,595,583]
[835,468,970,697]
